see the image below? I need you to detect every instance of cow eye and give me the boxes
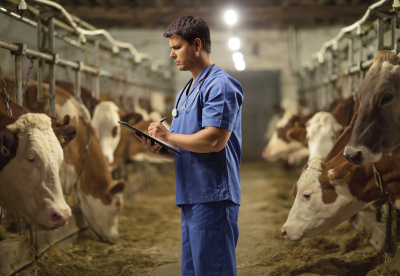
[381,94,393,105]
[27,156,35,162]
[112,126,118,138]
[303,193,311,200]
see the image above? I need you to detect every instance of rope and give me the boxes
[372,163,384,196]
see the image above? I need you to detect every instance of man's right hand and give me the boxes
[134,133,175,160]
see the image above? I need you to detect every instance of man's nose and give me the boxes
[170,50,176,58]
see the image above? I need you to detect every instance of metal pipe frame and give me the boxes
[48,16,56,117]
[0,38,166,90]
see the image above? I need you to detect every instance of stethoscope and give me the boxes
[172,64,215,117]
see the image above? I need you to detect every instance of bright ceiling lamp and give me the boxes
[232,52,243,63]
[229,37,240,50]
[224,10,237,25]
[235,60,245,71]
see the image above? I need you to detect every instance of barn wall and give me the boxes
[109,26,344,113]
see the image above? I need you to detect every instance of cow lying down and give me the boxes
[0,112,76,231]
[281,123,400,241]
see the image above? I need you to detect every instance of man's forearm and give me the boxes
[166,127,231,153]
[157,150,176,160]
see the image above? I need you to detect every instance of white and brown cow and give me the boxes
[345,51,400,165]
[304,112,343,162]
[55,87,126,244]
[262,111,310,166]
[91,101,121,165]
[281,119,400,241]
[56,82,122,166]
[4,78,126,244]
[0,112,76,231]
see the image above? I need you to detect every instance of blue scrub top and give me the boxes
[170,65,243,206]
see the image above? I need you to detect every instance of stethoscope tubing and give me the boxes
[175,64,215,111]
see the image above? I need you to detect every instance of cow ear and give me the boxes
[328,161,353,184]
[0,129,16,158]
[53,125,77,149]
[286,127,307,143]
[108,180,126,195]
[292,182,298,197]
[6,123,18,133]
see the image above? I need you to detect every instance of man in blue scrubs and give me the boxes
[135,15,243,276]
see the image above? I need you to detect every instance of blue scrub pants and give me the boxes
[180,200,239,276]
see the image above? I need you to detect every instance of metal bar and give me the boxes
[94,40,100,99]
[48,17,56,117]
[14,54,23,105]
[378,17,384,50]
[0,40,19,52]
[37,16,43,103]
[392,15,396,50]
[1,39,160,88]
[385,203,392,252]
[75,68,81,99]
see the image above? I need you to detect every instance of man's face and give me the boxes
[169,34,197,71]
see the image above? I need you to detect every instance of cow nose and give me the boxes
[344,148,363,165]
[281,228,287,238]
[51,210,71,227]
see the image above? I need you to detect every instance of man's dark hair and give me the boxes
[164,15,211,54]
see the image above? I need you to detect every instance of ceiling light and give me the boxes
[232,52,243,63]
[224,10,237,25]
[229,37,240,51]
[235,60,245,71]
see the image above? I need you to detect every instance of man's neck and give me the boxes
[190,55,213,83]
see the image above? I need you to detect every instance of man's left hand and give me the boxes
[148,122,171,142]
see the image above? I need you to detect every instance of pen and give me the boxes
[160,117,167,123]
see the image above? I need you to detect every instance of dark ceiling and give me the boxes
[3,0,393,29]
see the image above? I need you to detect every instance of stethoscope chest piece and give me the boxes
[172,108,178,117]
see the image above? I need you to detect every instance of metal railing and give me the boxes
[297,0,400,254]
[0,1,173,274]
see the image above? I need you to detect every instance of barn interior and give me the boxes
[0,0,400,275]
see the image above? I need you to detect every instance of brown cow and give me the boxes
[345,50,400,165]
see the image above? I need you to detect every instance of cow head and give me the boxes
[262,111,307,161]
[91,101,121,165]
[0,114,76,231]
[77,180,125,244]
[306,112,343,162]
[281,158,369,241]
[345,51,400,165]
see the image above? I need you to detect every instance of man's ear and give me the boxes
[53,125,77,149]
[194,38,202,52]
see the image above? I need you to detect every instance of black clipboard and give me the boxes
[118,121,181,155]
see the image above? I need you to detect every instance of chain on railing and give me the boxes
[0,64,13,117]
[22,56,37,99]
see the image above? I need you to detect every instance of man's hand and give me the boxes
[134,133,163,156]
[148,122,171,142]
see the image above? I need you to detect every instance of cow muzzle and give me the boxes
[344,146,382,165]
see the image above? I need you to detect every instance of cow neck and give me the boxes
[324,109,359,163]
[56,82,100,117]
[0,93,29,119]
[320,148,400,205]
[331,95,355,127]
[80,121,114,205]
